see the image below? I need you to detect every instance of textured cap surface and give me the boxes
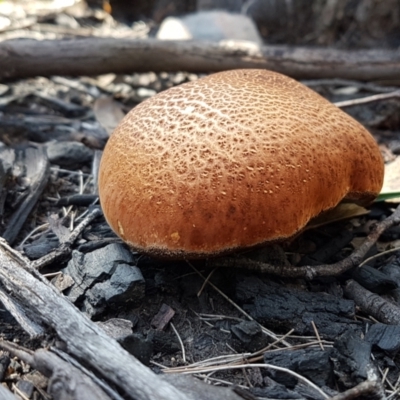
[98,69,384,258]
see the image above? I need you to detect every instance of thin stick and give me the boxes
[164,363,329,399]
[329,380,385,400]
[359,246,400,268]
[12,384,30,400]
[187,261,291,347]
[334,90,400,108]
[197,268,216,297]
[170,322,186,364]
[311,321,324,351]
[209,203,400,279]
[31,206,102,270]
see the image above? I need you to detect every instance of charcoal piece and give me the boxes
[250,377,303,399]
[331,331,378,389]
[300,231,353,266]
[63,243,144,316]
[55,194,98,207]
[77,238,121,253]
[263,347,334,388]
[23,232,59,259]
[63,243,135,301]
[380,263,400,286]
[83,263,145,317]
[231,320,267,352]
[380,225,400,241]
[3,145,50,244]
[365,323,400,355]
[236,276,357,339]
[352,265,398,294]
[45,141,93,168]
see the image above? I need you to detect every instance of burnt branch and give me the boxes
[344,280,400,325]
[0,38,399,81]
[31,206,103,270]
[209,204,400,279]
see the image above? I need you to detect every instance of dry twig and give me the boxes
[334,90,400,108]
[31,206,102,270]
[329,380,385,400]
[208,204,400,279]
[344,280,400,324]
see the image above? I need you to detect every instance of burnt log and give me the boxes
[0,38,400,81]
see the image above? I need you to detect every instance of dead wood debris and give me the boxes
[0,340,112,400]
[0,3,399,397]
[1,38,400,81]
[344,280,400,325]
[0,238,196,400]
[330,380,385,400]
[31,205,102,270]
[209,203,400,279]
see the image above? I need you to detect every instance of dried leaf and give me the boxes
[93,96,125,135]
[380,157,400,202]
[306,203,369,230]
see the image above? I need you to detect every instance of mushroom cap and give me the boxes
[98,69,384,259]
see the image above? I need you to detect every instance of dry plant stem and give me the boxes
[12,384,30,400]
[209,203,400,279]
[334,90,400,108]
[329,380,385,400]
[171,323,186,364]
[359,246,400,268]
[187,262,291,346]
[31,206,102,270]
[164,363,329,399]
[344,280,400,325]
[311,321,324,351]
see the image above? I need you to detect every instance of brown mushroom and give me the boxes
[98,69,384,259]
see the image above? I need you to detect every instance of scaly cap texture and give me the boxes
[99,69,384,258]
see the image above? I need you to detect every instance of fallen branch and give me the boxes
[209,203,400,279]
[0,238,193,400]
[0,341,113,400]
[344,280,400,325]
[1,38,400,81]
